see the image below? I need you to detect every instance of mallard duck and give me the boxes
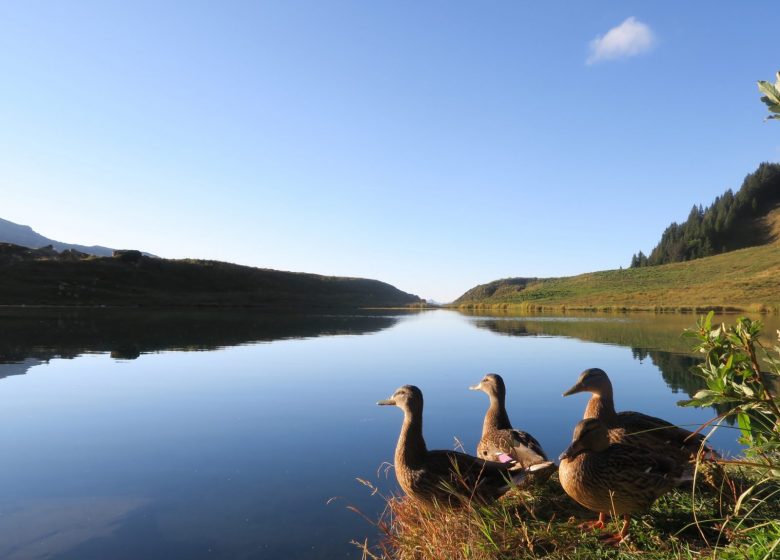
[469,373,551,473]
[377,385,552,506]
[559,418,693,545]
[563,368,714,457]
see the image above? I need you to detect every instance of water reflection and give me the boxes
[465,313,780,419]
[468,314,694,353]
[0,308,412,560]
[0,308,401,373]
[0,308,773,559]
[0,497,150,560]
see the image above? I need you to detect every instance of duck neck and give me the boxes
[583,386,617,423]
[395,407,427,468]
[484,393,512,434]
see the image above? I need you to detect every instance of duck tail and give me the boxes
[508,461,556,487]
[528,460,556,472]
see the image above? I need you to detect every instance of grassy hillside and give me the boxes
[0,243,422,308]
[453,235,780,313]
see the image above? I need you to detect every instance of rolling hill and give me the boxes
[453,204,780,313]
[0,243,423,308]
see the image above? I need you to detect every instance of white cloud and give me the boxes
[587,17,655,64]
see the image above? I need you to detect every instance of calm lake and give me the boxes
[1,308,776,559]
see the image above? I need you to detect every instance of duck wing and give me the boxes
[509,429,548,461]
[591,444,693,513]
[418,450,527,503]
[616,411,710,452]
[478,428,548,464]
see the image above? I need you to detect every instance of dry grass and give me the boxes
[350,474,738,560]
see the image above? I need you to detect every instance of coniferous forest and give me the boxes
[631,162,780,267]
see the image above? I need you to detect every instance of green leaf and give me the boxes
[704,310,714,331]
[692,389,716,400]
[760,98,780,113]
[758,80,780,104]
[737,412,753,442]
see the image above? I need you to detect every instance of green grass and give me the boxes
[452,242,780,313]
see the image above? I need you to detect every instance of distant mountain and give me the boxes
[0,243,423,309]
[0,217,116,256]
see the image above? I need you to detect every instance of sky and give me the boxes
[1,1,778,303]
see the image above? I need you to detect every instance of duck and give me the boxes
[377,385,552,506]
[468,373,552,475]
[562,368,714,458]
[558,418,693,545]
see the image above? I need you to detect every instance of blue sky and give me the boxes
[1,1,778,302]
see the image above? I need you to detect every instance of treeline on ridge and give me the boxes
[631,162,780,267]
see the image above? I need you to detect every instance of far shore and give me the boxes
[448,303,778,315]
[0,302,775,315]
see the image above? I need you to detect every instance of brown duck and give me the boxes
[378,385,551,506]
[563,368,714,457]
[469,374,551,474]
[559,418,693,545]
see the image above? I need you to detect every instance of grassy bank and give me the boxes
[452,242,780,314]
[353,467,779,560]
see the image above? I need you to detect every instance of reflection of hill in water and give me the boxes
[470,315,694,353]
[0,309,401,378]
[631,348,732,416]
[0,358,46,380]
[469,315,734,417]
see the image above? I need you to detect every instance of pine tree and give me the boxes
[633,162,780,266]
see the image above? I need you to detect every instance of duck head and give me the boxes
[559,418,610,461]
[469,373,506,399]
[562,368,611,397]
[378,385,423,414]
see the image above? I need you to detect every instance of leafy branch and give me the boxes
[758,71,780,121]
[680,311,780,449]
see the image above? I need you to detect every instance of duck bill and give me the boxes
[377,398,396,406]
[558,441,583,461]
[468,382,483,391]
[562,382,585,397]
